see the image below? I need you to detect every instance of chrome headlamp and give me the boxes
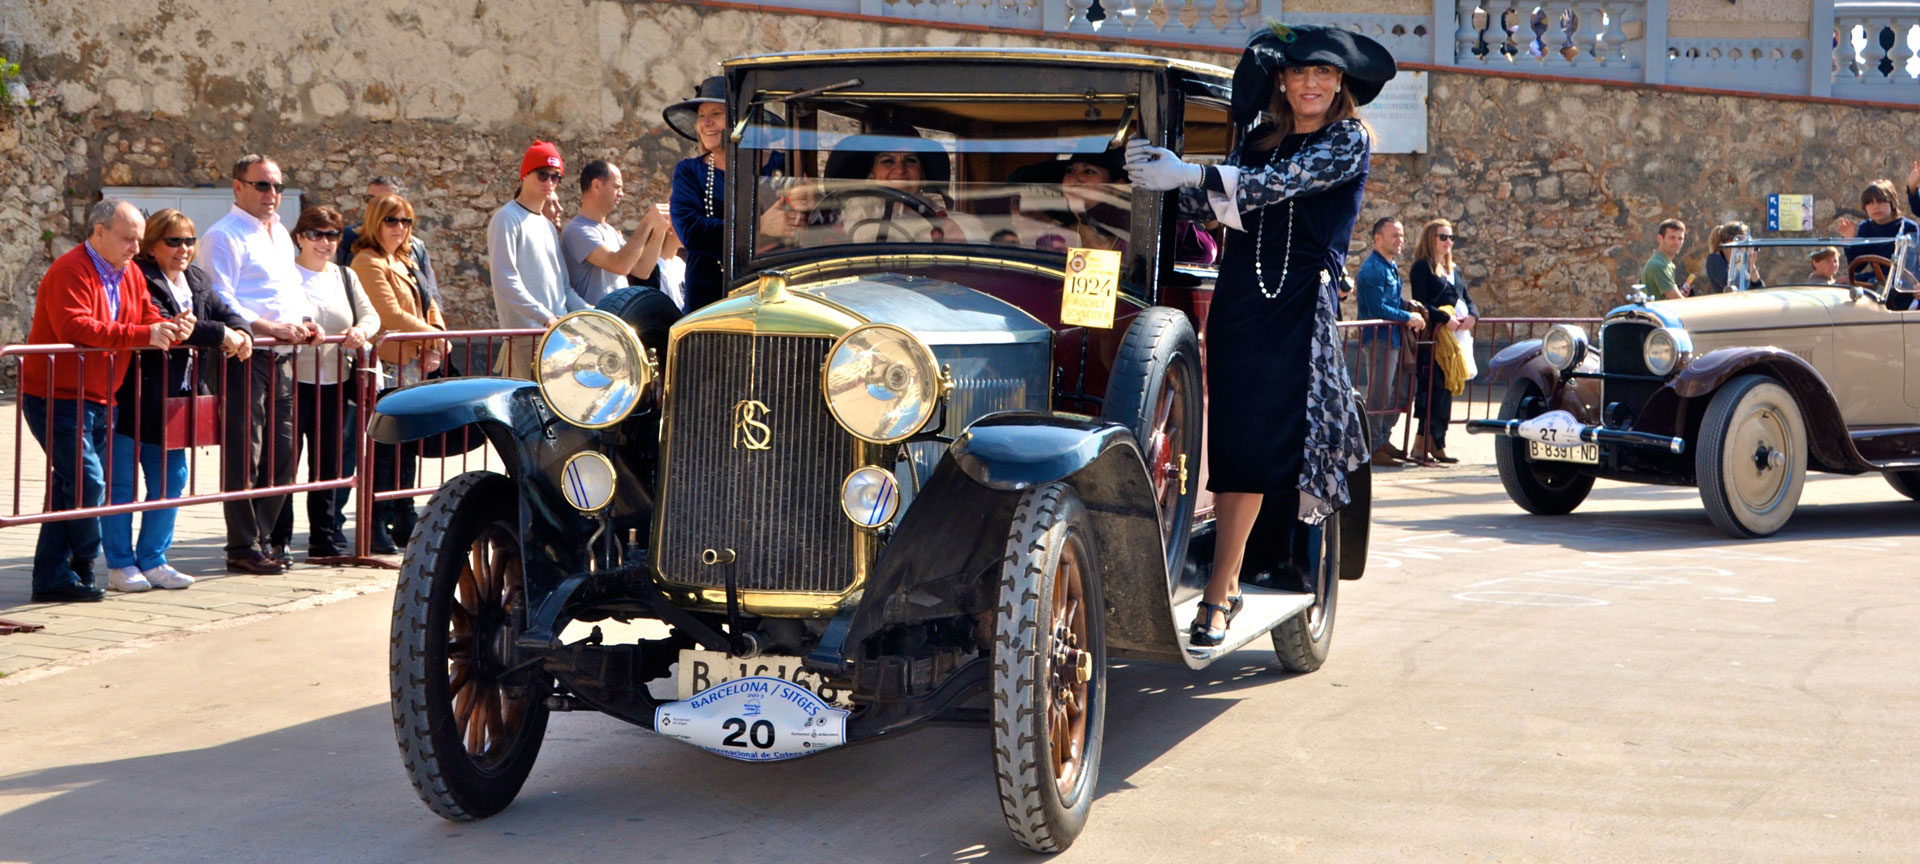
[1642,326,1693,377]
[537,310,655,429]
[1541,324,1589,373]
[822,324,945,444]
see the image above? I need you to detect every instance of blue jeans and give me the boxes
[101,434,188,571]
[21,394,107,591]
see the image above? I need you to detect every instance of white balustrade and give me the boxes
[1665,39,1811,95]
[1833,2,1920,103]
[1451,0,1645,79]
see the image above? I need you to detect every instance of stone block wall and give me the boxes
[0,0,1913,346]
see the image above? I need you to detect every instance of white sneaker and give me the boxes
[143,564,195,590]
[108,565,152,593]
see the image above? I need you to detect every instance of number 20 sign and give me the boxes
[654,676,850,762]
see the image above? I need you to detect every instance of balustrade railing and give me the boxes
[724,0,1920,104]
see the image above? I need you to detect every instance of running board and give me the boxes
[1176,585,1314,667]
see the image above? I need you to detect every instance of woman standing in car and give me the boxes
[1126,25,1395,646]
[665,77,732,312]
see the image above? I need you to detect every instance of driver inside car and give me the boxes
[819,127,964,243]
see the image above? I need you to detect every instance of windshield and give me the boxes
[1726,235,1918,296]
[739,97,1137,262]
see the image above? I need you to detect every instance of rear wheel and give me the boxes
[1102,307,1202,577]
[1887,471,1920,501]
[1337,457,1371,582]
[1697,375,1806,538]
[1493,381,1596,515]
[993,483,1106,854]
[1271,517,1340,673]
[391,471,549,820]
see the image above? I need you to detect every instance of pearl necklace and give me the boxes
[703,154,717,218]
[1251,142,1293,299]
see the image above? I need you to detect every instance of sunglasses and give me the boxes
[161,236,197,248]
[302,229,342,241]
[381,216,415,227]
[533,169,564,183]
[1435,234,1455,241]
[243,180,286,194]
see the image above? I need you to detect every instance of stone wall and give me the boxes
[0,0,1914,345]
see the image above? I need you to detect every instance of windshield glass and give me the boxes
[1726,236,1918,296]
[740,98,1137,261]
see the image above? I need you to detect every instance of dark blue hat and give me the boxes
[1230,23,1398,127]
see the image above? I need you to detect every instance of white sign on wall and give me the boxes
[102,186,305,236]
[1359,71,1428,155]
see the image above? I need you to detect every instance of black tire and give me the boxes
[1100,307,1202,576]
[1697,374,1807,538]
[1886,471,1920,501]
[1271,516,1339,673]
[391,471,549,820]
[1337,458,1371,581]
[595,285,683,374]
[1493,381,1596,515]
[993,483,1107,854]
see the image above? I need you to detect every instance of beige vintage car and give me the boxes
[1468,235,1920,537]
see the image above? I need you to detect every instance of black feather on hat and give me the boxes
[663,76,726,143]
[1230,23,1398,128]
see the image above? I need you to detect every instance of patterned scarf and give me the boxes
[1297,274,1368,523]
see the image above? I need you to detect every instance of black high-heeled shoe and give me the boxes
[1190,601,1232,647]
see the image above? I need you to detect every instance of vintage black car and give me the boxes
[1469,235,1920,538]
[370,48,1371,852]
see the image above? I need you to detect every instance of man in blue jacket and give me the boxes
[1354,216,1425,466]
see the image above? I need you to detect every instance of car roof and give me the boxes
[724,47,1232,82]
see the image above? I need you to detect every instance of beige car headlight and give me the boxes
[1541,324,1588,372]
[822,324,943,444]
[1643,327,1692,377]
[537,310,654,429]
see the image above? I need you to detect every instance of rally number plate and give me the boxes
[1528,440,1600,464]
[655,676,850,762]
[676,650,851,709]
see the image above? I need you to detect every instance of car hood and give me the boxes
[1611,287,1857,334]
[797,272,1053,346]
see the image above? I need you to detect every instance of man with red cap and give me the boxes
[487,140,583,378]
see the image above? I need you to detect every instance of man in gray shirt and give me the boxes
[487,140,583,378]
[561,160,676,305]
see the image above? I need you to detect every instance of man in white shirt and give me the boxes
[560,160,678,306]
[201,154,325,575]
[487,140,584,379]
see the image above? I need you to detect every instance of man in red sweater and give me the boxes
[21,200,187,602]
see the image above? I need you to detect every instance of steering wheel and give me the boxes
[814,183,943,242]
[1849,254,1892,289]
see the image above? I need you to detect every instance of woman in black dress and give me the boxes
[1408,218,1476,464]
[665,77,731,312]
[1127,25,1395,645]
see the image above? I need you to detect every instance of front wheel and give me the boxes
[1697,375,1807,538]
[993,483,1107,854]
[1493,381,1595,515]
[391,471,549,820]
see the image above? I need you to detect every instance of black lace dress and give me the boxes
[1177,118,1371,522]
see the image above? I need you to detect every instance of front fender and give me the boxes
[367,376,534,446]
[1488,340,1600,423]
[1672,347,1868,472]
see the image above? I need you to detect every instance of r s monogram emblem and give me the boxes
[732,399,772,451]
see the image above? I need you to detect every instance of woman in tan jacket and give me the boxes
[349,193,445,553]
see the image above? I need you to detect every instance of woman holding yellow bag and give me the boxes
[1410,218,1476,464]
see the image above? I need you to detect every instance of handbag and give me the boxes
[162,393,222,449]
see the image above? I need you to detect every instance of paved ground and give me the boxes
[3,433,1918,862]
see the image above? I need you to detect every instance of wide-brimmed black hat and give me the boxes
[823,127,951,184]
[1230,23,1398,127]
[1007,149,1127,185]
[663,75,726,142]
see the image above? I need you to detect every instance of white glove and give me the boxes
[1124,139,1204,191]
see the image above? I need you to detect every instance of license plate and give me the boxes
[656,676,850,762]
[676,650,851,709]
[1528,440,1599,464]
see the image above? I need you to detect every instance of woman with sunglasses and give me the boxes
[352,193,447,553]
[1409,218,1476,464]
[265,205,377,560]
[100,209,251,592]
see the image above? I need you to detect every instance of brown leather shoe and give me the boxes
[1370,447,1404,467]
[226,551,285,575]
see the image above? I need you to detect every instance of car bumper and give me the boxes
[1465,418,1686,455]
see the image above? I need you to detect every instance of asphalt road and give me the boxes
[3,456,1918,863]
